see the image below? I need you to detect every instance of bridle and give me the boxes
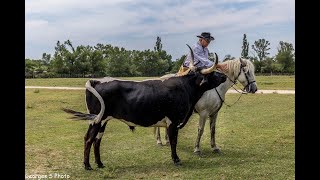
[215,62,256,109]
[231,63,256,92]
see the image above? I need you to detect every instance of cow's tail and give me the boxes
[177,122,187,129]
[85,80,105,124]
[177,116,193,129]
[62,80,105,124]
[62,108,97,120]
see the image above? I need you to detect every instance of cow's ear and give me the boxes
[195,75,203,86]
[199,79,205,86]
[196,76,207,86]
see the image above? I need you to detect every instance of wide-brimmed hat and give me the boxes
[197,32,214,42]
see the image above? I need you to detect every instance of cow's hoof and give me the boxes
[174,160,182,166]
[213,148,221,154]
[84,166,93,170]
[194,151,201,156]
[157,143,163,147]
[165,142,170,146]
[97,163,105,168]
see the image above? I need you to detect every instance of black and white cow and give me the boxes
[62,45,227,170]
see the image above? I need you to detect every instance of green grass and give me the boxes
[255,75,295,90]
[25,75,295,90]
[25,89,294,179]
[25,77,158,87]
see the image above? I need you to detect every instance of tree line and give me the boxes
[25,34,295,78]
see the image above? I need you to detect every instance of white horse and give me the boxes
[155,58,258,155]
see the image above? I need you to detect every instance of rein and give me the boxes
[215,86,244,108]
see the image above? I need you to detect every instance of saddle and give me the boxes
[176,65,191,76]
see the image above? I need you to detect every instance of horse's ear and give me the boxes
[240,58,246,67]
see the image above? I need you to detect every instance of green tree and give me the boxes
[50,41,69,74]
[275,41,295,73]
[25,59,38,77]
[41,53,51,65]
[105,46,131,77]
[94,43,114,76]
[140,50,158,76]
[261,57,275,74]
[74,45,92,75]
[63,40,77,75]
[208,52,216,62]
[223,54,235,61]
[241,34,249,59]
[154,36,162,52]
[90,48,106,76]
[152,36,173,75]
[157,50,172,75]
[171,55,187,73]
[248,51,261,73]
[272,63,284,73]
[251,39,270,61]
[128,50,143,76]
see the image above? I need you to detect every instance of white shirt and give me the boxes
[183,41,214,68]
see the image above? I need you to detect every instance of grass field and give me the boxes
[25,82,295,179]
[25,75,295,90]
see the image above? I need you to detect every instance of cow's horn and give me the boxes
[186,44,195,71]
[200,53,218,74]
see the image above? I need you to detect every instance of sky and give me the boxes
[26,0,295,61]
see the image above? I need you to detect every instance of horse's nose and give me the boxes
[252,86,257,93]
[253,88,257,93]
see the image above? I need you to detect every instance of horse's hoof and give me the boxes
[213,148,221,154]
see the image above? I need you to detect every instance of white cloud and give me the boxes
[26,0,134,14]
[25,0,295,60]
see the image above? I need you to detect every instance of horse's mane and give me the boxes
[220,58,255,79]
